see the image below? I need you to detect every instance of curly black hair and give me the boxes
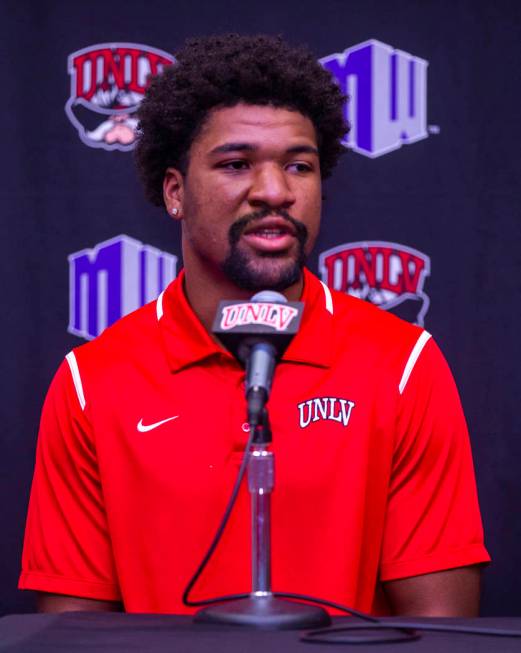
[135,34,348,207]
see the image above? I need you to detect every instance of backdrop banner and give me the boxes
[1,0,520,616]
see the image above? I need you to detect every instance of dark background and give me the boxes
[1,0,520,615]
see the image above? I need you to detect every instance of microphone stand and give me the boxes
[194,408,330,629]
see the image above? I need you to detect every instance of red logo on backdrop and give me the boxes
[65,42,174,151]
[319,241,431,326]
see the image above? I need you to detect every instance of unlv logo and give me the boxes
[65,43,174,151]
[220,303,299,331]
[319,241,431,326]
[298,397,356,429]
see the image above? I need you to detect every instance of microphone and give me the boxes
[212,291,303,429]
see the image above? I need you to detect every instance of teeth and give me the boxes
[254,229,284,238]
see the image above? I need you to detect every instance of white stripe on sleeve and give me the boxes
[398,331,432,395]
[156,290,165,321]
[320,281,334,314]
[65,351,86,411]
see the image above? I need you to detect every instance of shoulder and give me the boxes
[301,271,432,396]
[67,296,161,384]
[305,269,422,342]
[328,284,427,362]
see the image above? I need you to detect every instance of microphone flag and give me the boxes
[212,293,304,364]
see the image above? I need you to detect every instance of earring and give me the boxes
[171,207,179,216]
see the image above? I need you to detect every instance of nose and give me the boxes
[247,164,296,210]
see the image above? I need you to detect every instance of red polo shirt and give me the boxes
[19,269,489,613]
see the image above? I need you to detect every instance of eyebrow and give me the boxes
[209,143,319,155]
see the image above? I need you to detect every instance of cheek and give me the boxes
[182,197,232,255]
[185,177,240,221]
[186,217,227,250]
[304,193,322,243]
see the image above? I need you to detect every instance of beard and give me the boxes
[221,209,308,292]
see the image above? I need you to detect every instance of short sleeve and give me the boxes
[19,357,121,601]
[379,337,490,581]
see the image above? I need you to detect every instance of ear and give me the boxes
[163,167,185,221]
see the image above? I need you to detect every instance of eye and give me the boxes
[218,159,250,171]
[286,161,314,173]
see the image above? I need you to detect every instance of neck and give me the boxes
[182,261,304,333]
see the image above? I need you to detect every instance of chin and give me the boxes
[223,255,304,292]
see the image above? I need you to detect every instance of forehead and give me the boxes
[192,103,318,152]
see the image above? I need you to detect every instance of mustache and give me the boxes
[228,208,308,246]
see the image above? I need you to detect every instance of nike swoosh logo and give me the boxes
[137,416,179,433]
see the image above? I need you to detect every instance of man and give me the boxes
[20,34,489,616]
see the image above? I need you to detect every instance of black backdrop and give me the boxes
[2,0,520,616]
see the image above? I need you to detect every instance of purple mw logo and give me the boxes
[68,235,177,340]
[320,39,429,157]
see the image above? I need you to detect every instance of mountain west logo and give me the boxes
[68,234,177,340]
[319,241,431,326]
[298,397,356,429]
[321,39,429,157]
[65,43,174,150]
[220,303,299,331]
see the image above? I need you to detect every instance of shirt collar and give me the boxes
[158,270,227,372]
[281,268,334,368]
[158,268,335,372]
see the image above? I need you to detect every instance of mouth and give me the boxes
[241,217,297,252]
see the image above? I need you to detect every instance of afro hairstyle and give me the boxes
[135,34,348,206]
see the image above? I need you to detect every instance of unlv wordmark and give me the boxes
[298,397,356,429]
